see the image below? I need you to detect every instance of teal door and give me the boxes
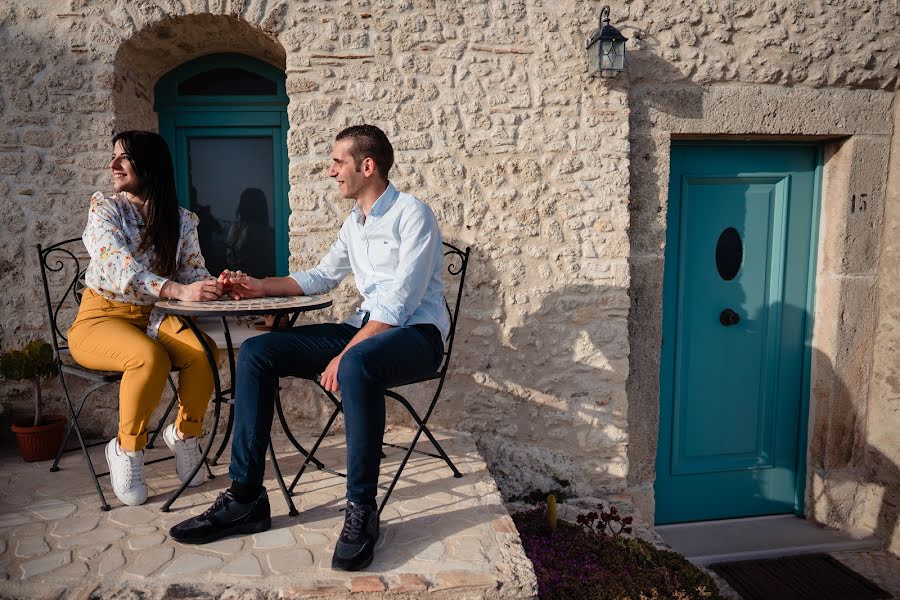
[655,143,821,524]
[155,54,290,276]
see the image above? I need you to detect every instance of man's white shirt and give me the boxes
[291,183,450,341]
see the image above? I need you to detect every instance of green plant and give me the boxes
[0,340,58,427]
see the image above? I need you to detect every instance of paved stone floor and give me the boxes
[0,429,537,599]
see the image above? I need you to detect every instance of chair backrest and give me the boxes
[36,238,89,358]
[438,242,471,375]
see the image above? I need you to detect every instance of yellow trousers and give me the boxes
[67,289,219,452]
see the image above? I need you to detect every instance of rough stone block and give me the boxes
[222,554,263,577]
[21,129,53,148]
[280,581,348,598]
[20,551,71,579]
[387,573,428,593]
[97,547,125,577]
[432,570,499,591]
[826,276,877,469]
[122,546,173,578]
[350,575,385,593]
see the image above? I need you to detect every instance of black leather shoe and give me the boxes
[331,500,379,571]
[169,489,271,544]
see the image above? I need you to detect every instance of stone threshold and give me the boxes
[656,514,882,566]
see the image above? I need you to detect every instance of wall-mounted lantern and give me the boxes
[586,5,628,77]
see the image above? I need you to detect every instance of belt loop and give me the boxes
[361,310,370,326]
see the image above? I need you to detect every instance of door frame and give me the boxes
[154,53,291,275]
[656,141,824,521]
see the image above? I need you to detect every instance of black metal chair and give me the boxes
[37,238,182,511]
[273,242,471,515]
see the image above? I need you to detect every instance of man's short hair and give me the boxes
[335,124,394,179]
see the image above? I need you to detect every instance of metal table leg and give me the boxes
[161,317,224,512]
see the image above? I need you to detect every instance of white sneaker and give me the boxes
[105,438,148,506]
[163,424,206,487]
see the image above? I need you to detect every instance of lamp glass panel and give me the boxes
[613,42,625,70]
[588,41,601,74]
[601,40,614,70]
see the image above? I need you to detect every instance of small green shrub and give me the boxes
[513,506,725,600]
[0,340,58,427]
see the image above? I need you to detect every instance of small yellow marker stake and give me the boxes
[547,493,557,531]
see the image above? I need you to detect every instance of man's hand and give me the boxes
[320,352,343,393]
[164,279,223,301]
[219,269,266,299]
[318,321,395,393]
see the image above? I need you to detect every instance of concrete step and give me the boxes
[656,514,882,566]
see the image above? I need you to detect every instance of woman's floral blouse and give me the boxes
[82,191,212,338]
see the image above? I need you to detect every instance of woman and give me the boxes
[68,130,222,506]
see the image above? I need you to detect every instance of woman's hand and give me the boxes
[219,269,266,300]
[164,279,223,302]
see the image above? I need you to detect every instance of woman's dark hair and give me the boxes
[112,130,180,277]
[236,188,269,225]
[335,124,394,179]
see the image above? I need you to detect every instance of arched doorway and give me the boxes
[155,53,290,277]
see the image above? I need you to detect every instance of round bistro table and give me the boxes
[154,295,332,513]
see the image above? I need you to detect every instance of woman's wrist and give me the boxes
[161,280,181,300]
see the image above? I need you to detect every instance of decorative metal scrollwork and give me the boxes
[39,239,87,344]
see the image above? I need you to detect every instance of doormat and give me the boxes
[710,553,890,600]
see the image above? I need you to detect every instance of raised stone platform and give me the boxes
[0,430,537,599]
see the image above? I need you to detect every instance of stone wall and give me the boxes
[863,92,900,555]
[0,0,633,502]
[0,0,897,536]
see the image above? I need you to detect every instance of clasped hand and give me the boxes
[167,279,223,302]
[217,269,266,300]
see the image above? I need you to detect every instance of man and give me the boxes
[169,124,449,572]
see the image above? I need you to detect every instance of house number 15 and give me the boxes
[850,193,868,213]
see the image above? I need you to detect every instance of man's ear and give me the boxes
[362,156,377,178]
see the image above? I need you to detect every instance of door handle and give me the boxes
[719,308,740,326]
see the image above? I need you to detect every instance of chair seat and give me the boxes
[298,370,442,387]
[59,351,123,382]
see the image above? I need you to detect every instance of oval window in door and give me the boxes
[716,227,742,281]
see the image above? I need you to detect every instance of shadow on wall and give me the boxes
[397,249,633,502]
[627,47,707,119]
[809,346,899,552]
[622,66,705,497]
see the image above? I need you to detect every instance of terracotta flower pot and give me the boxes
[11,414,68,462]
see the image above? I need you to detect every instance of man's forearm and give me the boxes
[261,276,304,296]
[341,320,393,354]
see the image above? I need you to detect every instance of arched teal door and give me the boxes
[155,54,290,277]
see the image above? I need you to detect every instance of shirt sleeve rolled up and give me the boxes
[290,220,353,294]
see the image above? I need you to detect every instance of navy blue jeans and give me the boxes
[228,322,443,504]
